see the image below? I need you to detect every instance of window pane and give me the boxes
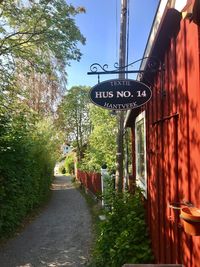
[135,114,146,193]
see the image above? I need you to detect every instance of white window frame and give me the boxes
[135,111,147,198]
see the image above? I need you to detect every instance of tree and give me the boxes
[0,0,87,237]
[81,106,118,172]
[57,86,91,161]
[0,0,86,94]
[15,69,64,116]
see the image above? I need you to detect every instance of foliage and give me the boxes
[57,86,91,161]
[64,154,75,175]
[0,106,62,237]
[0,0,85,90]
[0,0,86,240]
[0,0,86,116]
[90,180,153,267]
[16,70,64,116]
[80,106,117,172]
[59,165,66,174]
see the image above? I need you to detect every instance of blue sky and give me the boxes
[67,0,159,89]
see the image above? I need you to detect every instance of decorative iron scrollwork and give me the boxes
[87,56,164,75]
[90,63,109,73]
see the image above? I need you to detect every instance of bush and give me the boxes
[0,111,61,238]
[61,166,66,174]
[90,180,153,267]
[64,154,74,174]
[58,164,66,174]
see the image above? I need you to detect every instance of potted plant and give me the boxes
[180,207,200,236]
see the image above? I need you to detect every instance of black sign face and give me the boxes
[89,79,152,110]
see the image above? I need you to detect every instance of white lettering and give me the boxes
[96,91,114,98]
[137,90,147,97]
[95,91,103,98]
[124,91,131,97]
[116,91,131,98]
[104,102,113,108]
[110,80,131,86]
[109,91,114,98]
[131,102,137,107]
[117,91,124,98]
[103,101,138,110]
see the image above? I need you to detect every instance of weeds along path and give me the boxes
[0,175,92,267]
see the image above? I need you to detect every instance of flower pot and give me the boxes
[180,207,200,236]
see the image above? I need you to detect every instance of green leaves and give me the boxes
[0,0,83,239]
[0,111,62,238]
[1,0,85,58]
[91,188,154,267]
[0,0,85,92]
[57,86,91,161]
[80,106,117,172]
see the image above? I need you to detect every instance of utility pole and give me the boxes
[115,0,127,192]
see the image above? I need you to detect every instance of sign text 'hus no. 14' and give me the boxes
[89,79,152,110]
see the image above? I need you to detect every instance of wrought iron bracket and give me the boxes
[87,56,165,80]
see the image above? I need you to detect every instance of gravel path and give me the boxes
[0,175,92,267]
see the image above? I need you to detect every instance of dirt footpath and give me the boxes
[0,175,92,267]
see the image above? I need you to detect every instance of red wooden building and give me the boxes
[125,0,200,266]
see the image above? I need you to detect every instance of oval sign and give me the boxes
[89,79,152,110]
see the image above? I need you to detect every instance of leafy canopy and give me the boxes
[80,106,118,172]
[57,86,91,160]
[0,0,86,90]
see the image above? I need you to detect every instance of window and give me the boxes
[135,111,147,198]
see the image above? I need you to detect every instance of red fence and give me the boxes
[76,169,102,196]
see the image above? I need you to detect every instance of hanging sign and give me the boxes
[89,79,152,110]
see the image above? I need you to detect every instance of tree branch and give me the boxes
[0,29,47,56]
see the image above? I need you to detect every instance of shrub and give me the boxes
[64,154,74,174]
[0,111,61,238]
[61,166,66,174]
[59,164,66,174]
[90,179,153,267]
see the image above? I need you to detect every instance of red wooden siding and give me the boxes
[128,7,200,267]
